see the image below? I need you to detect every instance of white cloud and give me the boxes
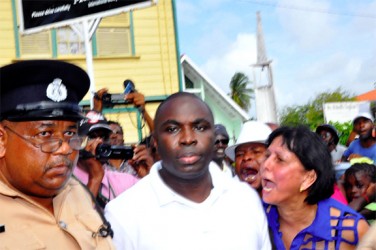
[276,0,337,50]
[175,1,200,26]
[274,52,371,110]
[201,33,257,94]
[177,0,376,117]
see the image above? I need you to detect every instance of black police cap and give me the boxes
[0,60,90,121]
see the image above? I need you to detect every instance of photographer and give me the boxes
[93,86,155,177]
[74,111,138,210]
[93,85,154,132]
[106,120,154,178]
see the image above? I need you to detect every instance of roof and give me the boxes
[180,54,250,121]
[356,89,376,101]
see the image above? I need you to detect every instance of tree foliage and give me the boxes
[279,87,356,132]
[229,72,254,112]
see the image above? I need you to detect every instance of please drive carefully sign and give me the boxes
[323,101,370,123]
[18,0,156,34]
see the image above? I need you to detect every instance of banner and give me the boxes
[19,0,156,34]
[323,101,370,123]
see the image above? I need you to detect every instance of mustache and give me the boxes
[44,157,75,173]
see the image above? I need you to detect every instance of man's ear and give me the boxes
[0,124,8,157]
[151,133,158,150]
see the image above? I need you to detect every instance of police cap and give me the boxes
[0,60,90,121]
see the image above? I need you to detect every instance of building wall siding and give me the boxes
[0,0,180,143]
[0,0,17,65]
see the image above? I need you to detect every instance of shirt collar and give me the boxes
[266,199,333,242]
[303,199,333,240]
[149,161,230,207]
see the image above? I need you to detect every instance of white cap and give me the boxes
[225,120,272,161]
[353,112,374,124]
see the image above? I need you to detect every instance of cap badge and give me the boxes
[46,78,67,102]
[85,110,106,123]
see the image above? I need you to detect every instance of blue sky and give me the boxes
[175,0,376,117]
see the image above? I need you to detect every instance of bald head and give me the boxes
[152,92,215,181]
[154,92,214,130]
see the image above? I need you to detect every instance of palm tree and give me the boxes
[229,72,254,112]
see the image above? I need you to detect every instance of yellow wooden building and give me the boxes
[0,0,182,143]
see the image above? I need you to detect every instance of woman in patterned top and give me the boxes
[260,126,369,250]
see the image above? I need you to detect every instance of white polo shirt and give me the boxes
[105,161,271,250]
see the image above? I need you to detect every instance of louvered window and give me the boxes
[19,31,51,56]
[18,12,131,57]
[96,27,131,56]
[96,12,131,56]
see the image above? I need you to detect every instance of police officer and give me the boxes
[0,60,114,249]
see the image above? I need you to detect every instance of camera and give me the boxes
[102,80,135,107]
[95,144,134,160]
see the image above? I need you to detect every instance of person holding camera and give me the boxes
[93,87,155,177]
[74,110,138,210]
[93,86,154,132]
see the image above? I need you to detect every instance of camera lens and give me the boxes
[96,144,112,158]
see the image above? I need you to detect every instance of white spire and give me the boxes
[252,11,278,123]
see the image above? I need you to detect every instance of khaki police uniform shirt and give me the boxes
[0,175,114,250]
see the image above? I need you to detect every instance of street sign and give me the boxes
[323,101,370,123]
[18,0,157,34]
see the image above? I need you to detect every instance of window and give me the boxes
[19,31,51,56]
[57,27,85,55]
[17,12,132,58]
[96,27,131,56]
[96,12,132,56]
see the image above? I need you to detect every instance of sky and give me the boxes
[175,0,376,118]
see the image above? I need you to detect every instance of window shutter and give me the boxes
[20,31,51,56]
[96,27,131,56]
[96,12,131,56]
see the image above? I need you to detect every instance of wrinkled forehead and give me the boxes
[215,134,228,140]
[3,119,77,129]
[318,129,333,136]
[156,96,213,125]
[354,117,372,125]
[236,142,267,151]
[109,123,123,134]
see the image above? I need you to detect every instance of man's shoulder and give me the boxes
[228,178,260,198]
[211,169,261,204]
[106,174,153,209]
[347,139,361,151]
[61,177,93,202]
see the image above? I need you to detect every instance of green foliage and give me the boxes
[330,121,353,146]
[279,87,356,145]
[229,72,254,112]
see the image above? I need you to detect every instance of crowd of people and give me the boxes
[0,59,375,249]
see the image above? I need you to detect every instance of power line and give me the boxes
[236,0,376,19]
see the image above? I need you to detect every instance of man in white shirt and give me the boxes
[105,92,271,250]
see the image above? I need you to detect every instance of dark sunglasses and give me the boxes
[215,139,229,145]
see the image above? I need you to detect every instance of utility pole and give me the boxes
[252,12,278,123]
